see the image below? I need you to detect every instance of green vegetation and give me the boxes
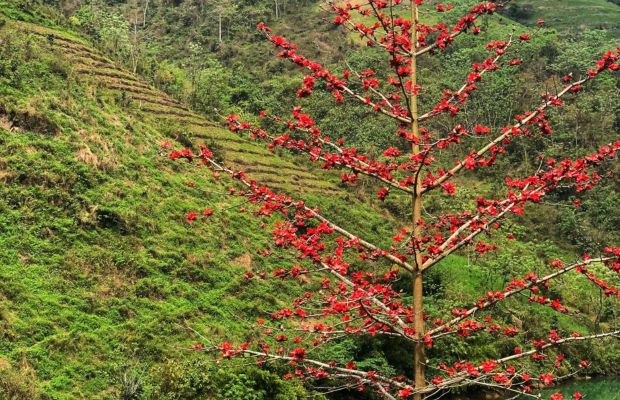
[0,18,348,399]
[541,378,620,400]
[502,0,620,33]
[0,0,618,399]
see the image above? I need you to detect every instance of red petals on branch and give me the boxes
[377,187,389,201]
[186,212,197,223]
[463,153,477,170]
[383,147,402,157]
[440,182,456,196]
[588,51,620,78]
[539,373,554,386]
[474,124,491,135]
[169,148,192,162]
[297,76,315,98]
[480,360,498,373]
[289,347,306,360]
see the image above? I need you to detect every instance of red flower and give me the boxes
[186,212,197,223]
[377,187,389,201]
[480,360,497,373]
[475,124,491,135]
[169,148,192,162]
[203,208,214,216]
[383,147,401,157]
[289,347,307,360]
[430,376,443,385]
[226,114,240,123]
[423,334,433,348]
[464,153,477,169]
[539,373,554,385]
[440,182,456,196]
[579,360,591,368]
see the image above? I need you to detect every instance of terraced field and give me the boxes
[11,20,340,197]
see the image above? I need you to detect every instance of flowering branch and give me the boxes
[167,2,620,399]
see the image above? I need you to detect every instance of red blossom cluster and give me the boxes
[170,137,619,398]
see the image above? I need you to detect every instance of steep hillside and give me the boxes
[9,21,340,196]
[502,0,620,33]
[0,18,392,399]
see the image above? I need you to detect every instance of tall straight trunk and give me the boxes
[410,3,425,399]
[142,0,150,27]
[275,0,279,19]
[131,17,138,73]
[219,14,223,43]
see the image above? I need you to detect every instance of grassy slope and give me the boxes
[505,0,620,32]
[0,18,396,399]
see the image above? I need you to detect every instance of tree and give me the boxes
[142,0,150,27]
[168,1,620,399]
[212,0,237,45]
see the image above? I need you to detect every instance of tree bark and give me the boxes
[410,3,425,399]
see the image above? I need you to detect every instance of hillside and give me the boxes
[502,0,620,33]
[0,17,395,399]
[0,1,619,399]
[9,21,340,195]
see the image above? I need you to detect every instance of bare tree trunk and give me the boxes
[131,17,139,73]
[410,3,425,400]
[275,0,279,19]
[219,13,223,43]
[142,0,150,27]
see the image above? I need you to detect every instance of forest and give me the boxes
[0,0,619,399]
